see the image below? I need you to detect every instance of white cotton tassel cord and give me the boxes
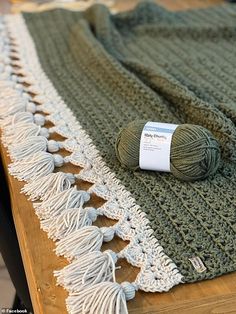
[0,98,37,119]
[34,187,90,220]
[41,206,99,240]
[9,152,64,182]
[0,97,26,119]
[3,120,72,144]
[0,83,28,97]
[2,122,40,145]
[1,112,46,128]
[54,250,118,292]
[22,172,75,201]
[66,281,137,314]
[55,225,115,260]
[29,113,46,126]
[8,136,47,161]
[2,119,33,138]
[0,82,17,93]
[0,111,33,128]
[8,136,64,161]
[2,123,50,147]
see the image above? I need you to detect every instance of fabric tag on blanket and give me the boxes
[189,257,207,273]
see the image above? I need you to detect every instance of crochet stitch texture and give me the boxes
[23,2,236,283]
[1,4,236,311]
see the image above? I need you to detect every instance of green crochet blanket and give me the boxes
[1,2,236,313]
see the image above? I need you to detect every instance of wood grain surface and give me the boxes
[1,1,236,314]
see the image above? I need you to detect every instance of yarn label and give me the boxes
[189,257,207,273]
[139,122,178,172]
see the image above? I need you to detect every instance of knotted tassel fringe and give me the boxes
[0,83,17,95]
[9,152,64,181]
[8,136,62,161]
[1,112,46,128]
[54,250,117,292]
[55,226,115,260]
[41,206,98,240]
[2,121,33,137]
[0,111,34,128]
[22,172,75,201]
[0,98,26,118]
[66,281,136,314]
[33,113,46,126]
[34,187,90,220]
[8,136,48,161]
[0,94,35,112]
[2,122,42,146]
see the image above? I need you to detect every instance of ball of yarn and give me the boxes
[115,120,221,182]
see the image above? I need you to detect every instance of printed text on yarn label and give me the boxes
[139,122,178,172]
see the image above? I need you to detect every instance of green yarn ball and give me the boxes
[115,120,221,182]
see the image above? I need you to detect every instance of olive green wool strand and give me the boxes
[115,121,221,182]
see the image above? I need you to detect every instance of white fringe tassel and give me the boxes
[34,187,90,220]
[1,112,46,128]
[66,281,136,314]
[2,122,42,146]
[55,226,115,260]
[0,97,26,118]
[8,136,48,161]
[8,136,62,161]
[9,152,64,181]
[41,207,98,240]
[0,111,34,128]
[22,172,75,201]
[54,250,117,292]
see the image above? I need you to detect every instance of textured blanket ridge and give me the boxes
[0,2,236,313]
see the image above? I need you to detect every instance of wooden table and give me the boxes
[1,0,236,313]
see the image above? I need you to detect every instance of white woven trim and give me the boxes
[1,13,183,294]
